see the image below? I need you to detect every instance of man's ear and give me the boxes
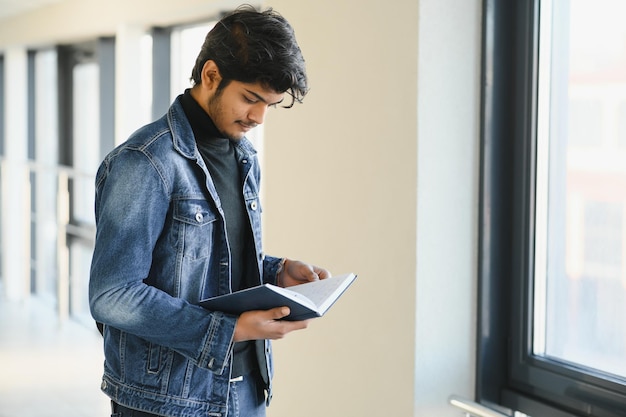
[201,60,222,90]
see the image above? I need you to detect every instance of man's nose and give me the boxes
[248,103,269,125]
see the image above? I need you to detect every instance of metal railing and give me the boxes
[0,158,95,322]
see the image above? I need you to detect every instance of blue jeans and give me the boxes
[110,372,266,417]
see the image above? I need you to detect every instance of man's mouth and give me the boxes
[238,122,258,131]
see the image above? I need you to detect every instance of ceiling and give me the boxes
[0,0,63,20]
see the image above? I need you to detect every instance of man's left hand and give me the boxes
[278,259,330,287]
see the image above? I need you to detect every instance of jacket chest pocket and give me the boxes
[172,199,217,260]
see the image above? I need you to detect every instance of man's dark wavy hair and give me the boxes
[190,5,308,107]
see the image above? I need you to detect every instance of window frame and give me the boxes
[477,1,626,416]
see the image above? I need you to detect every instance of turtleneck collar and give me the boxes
[180,88,225,142]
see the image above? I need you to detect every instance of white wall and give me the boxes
[415,1,481,415]
[0,0,481,415]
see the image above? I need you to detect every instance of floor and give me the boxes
[0,297,110,417]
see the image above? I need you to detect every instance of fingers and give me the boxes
[263,307,310,339]
[303,268,320,282]
[304,265,331,281]
[314,266,332,280]
[270,306,291,320]
[281,261,317,285]
[234,308,310,342]
[295,261,331,281]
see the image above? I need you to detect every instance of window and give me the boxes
[170,22,217,99]
[478,1,626,416]
[535,0,626,380]
[0,54,4,288]
[0,54,4,157]
[56,39,115,324]
[31,48,60,305]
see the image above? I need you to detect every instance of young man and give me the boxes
[89,6,329,417]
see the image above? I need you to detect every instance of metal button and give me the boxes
[250,201,258,211]
[195,212,203,222]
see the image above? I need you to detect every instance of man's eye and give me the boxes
[244,96,257,104]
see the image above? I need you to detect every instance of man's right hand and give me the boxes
[233,307,311,342]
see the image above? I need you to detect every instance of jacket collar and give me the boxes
[167,95,257,160]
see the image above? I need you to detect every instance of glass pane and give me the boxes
[0,55,4,157]
[72,61,99,225]
[71,61,99,320]
[535,0,626,379]
[0,56,4,291]
[34,49,59,304]
[170,22,216,100]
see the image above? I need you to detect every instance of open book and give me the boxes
[199,273,357,321]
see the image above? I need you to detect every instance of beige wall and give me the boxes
[263,1,419,416]
[0,0,480,416]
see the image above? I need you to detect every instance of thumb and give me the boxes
[270,306,291,320]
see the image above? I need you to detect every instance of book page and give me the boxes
[286,273,356,312]
[268,285,318,312]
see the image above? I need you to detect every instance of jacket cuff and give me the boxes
[196,312,237,374]
[263,255,283,285]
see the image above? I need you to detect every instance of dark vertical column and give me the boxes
[98,37,116,159]
[475,0,517,404]
[152,27,172,120]
[56,45,74,167]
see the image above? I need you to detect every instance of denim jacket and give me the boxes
[89,95,281,417]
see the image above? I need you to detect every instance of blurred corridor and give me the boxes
[0,298,109,416]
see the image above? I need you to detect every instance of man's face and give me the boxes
[206,80,285,141]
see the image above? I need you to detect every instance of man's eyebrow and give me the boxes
[244,89,284,106]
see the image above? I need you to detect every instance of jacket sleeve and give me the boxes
[89,147,235,374]
[262,255,283,286]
